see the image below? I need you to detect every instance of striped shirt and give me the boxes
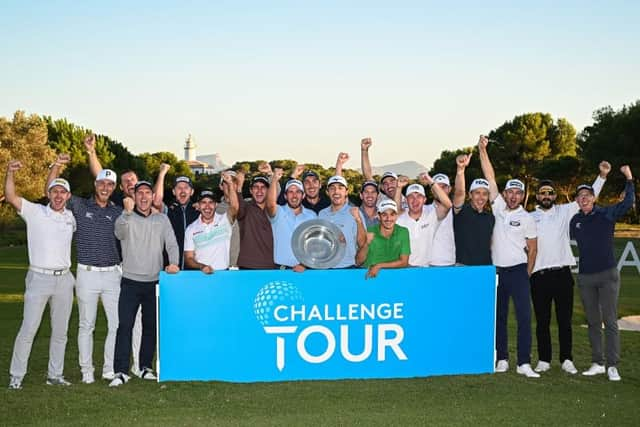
[69,195,123,267]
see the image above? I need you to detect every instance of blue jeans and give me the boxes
[496,263,532,365]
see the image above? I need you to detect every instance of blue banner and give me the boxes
[158,266,496,382]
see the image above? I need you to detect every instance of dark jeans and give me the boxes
[113,277,157,374]
[496,263,532,365]
[530,267,574,363]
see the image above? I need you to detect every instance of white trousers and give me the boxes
[132,307,142,372]
[76,268,121,376]
[10,270,74,379]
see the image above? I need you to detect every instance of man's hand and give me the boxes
[349,206,361,221]
[159,163,171,175]
[258,162,273,175]
[599,161,611,178]
[84,134,96,153]
[291,164,305,179]
[165,264,180,274]
[456,153,472,170]
[397,175,410,189]
[621,165,633,180]
[478,135,489,150]
[221,171,234,184]
[123,197,134,213]
[337,152,350,167]
[273,167,284,181]
[366,264,381,279]
[418,172,434,186]
[361,138,372,151]
[235,170,246,190]
[201,265,214,274]
[7,160,22,173]
[292,264,306,273]
[366,232,375,245]
[55,153,71,167]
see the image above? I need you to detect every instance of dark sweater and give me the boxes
[570,180,635,274]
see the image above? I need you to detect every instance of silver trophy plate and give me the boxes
[291,219,346,269]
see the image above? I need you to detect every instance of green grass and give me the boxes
[1,243,640,426]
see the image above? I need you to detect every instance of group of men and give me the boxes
[5,135,634,389]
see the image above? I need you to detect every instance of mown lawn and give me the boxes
[1,243,639,426]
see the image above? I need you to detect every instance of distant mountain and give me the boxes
[371,161,428,178]
[196,153,229,173]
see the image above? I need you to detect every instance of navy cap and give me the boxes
[251,176,270,187]
[302,171,319,181]
[134,181,153,192]
[198,189,217,202]
[174,176,193,188]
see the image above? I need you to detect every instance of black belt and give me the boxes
[535,266,566,275]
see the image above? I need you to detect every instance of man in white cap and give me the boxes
[46,153,124,384]
[6,160,76,389]
[266,168,317,271]
[184,173,239,273]
[423,172,456,266]
[359,180,380,228]
[356,200,410,278]
[478,135,539,378]
[452,151,494,266]
[319,175,368,268]
[529,162,609,376]
[394,176,452,267]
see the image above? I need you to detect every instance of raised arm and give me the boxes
[394,175,410,215]
[356,231,373,266]
[266,167,283,218]
[420,172,452,219]
[477,135,499,202]
[153,163,170,210]
[84,134,103,178]
[350,206,367,249]
[335,152,350,177]
[45,153,70,196]
[360,138,373,180]
[606,165,635,221]
[4,160,23,211]
[221,171,239,222]
[591,160,611,198]
[453,153,471,213]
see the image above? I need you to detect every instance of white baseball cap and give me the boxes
[405,183,426,196]
[377,199,398,213]
[432,173,450,186]
[47,178,70,193]
[469,178,490,192]
[96,169,117,184]
[327,175,348,188]
[504,179,525,192]
[285,179,304,193]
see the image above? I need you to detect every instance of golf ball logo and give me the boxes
[254,281,303,326]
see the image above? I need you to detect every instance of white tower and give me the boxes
[184,134,196,161]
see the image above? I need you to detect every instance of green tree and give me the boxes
[0,112,56,227]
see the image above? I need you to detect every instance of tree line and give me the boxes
[0,100,639,228]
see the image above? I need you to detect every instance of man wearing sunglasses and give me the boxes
[529,162,610,376]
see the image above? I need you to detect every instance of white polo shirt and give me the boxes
[491,195,536,268]
[19,199,76,269]
[425,203,455,266]
[396,205,441,267]
[530,176,605,273]
[184,213,233,270]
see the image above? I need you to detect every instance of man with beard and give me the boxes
[267,168,317,271]
[395,176,452,267]
[6,160,76,390]
[46,153,123,384]
[184,173,238,273]
[571,165,634,381]
[424,173,456,266]
[109,181,179,387]
[270,162,331,214]
[359,180,380,228]
[236,174,276,269]
[452,152,494,266]
[529,162,609,375]
[479,135,539,378]
[356,200,410,278]
[319,175,368,269]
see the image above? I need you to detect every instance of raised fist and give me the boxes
[397,175,410,188]
[366,232,375,245]
[456,153,472,169]
[123,197,135,213]
[599,161,611,176]
[361,138,372,150]
[337,152,350,166]
[292,164,305,178]
[620,165,633,180]
[159,163,171,174]
[418,172,434,186]
[84,134,96,152]
[478,135,489,150]
[7,160,22,172]
[258,162,272,175]
[273,167,284,180]
[56,153,71,166]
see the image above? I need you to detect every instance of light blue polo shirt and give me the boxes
[319,203,366,268]
[270,205,317,267]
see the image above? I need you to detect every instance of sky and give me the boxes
[1,0,639,169]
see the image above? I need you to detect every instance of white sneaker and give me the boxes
[108,373,130,387]
[81,372,95,384]
[46,376,71,386]
[607,367,621,381]
[582,363,605,376]
[495,360,509,372]
[137,367,157,380]
[101,372,115,381]
[8,376,22,390]
[561,359,578,374]
[516,363,541,378]
[534,361,550,372]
